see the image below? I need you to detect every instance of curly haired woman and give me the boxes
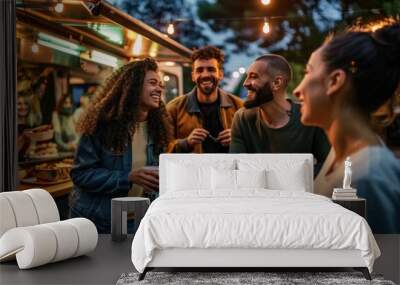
[69,58,171,233]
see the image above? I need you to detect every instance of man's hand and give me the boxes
[217,129,231,147]
[187,128,209,147]
[128,168,159,192]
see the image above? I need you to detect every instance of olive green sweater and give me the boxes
[230,102,330,176]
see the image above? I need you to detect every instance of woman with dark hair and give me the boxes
[69,58,171,233]
[294,20,400,234]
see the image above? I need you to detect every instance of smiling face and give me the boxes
[17,96,30,117]
[243,61,274,108]
[139,70,164,111]
[293,47,334,129]
[60,96,74,115]
[192,58,223,96]
[63,97,72,108]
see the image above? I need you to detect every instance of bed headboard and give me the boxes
[159,153,314,195]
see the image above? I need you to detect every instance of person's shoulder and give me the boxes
[368,147,400,172]
[220,89,244,107]
[289,100,303,120]
[291,100,301,111]
[356,146,400,188]
[79,131,98,142]
[168,94,188,104]
[51,111,59,119]
[166,94,188,110]
[234,107,258,121]
[290,100,321,130]
[226,92,244,104]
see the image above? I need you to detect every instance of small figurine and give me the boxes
[343,156,352,189]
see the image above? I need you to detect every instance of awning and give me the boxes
[16,0,192,65]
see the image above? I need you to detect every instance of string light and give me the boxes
[238,67,246,74]
[261,0,271,5]
[149,42,159,57]
[132,35,143,55]
[232,71,240,79]
[262,18,270,34]
[54,2,64,13]
[164,7,384,37]
[167,23,175,35]
[31,42,39,53]
[165,61,175,66]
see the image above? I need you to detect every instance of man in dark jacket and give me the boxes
[167,46,243,153]
[230,54,330,175]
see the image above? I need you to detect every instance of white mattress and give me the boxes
[131,190,380,273]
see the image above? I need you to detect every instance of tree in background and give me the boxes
[198,0,400,88]
[114,0,209,49]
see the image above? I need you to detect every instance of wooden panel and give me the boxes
[17,180,73,198]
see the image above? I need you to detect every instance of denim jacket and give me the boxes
[69,134,158,233]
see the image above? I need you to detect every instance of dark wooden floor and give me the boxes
[0,235,134,285]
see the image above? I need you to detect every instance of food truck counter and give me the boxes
[17,179,73,198]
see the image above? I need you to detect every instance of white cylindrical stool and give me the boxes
[111,197,150,242]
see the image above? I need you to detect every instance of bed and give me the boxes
[131,154,380,280]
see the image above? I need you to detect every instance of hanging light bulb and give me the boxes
[262,18,270,34]
[167,23,175,35]
[31,42,39,53]
[132,35,143,56]
[261,0,271,5]
[54,2,64,13]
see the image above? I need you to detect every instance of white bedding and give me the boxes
[131,190,380,273]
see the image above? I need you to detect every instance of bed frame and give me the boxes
[139,248,371,280]
[137,154,372,281]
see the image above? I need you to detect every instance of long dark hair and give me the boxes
[77,58,171,154]
[321,20,400,123]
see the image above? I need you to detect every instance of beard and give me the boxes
[196,76,219,95]
[244,81,274,109]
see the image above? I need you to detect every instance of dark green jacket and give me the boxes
[230,102,330,176]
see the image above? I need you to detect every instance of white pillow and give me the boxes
[266,163,307,191]
[166,158,236,170]
[168,162,211,191]
[211,169,267,190]
[212,168,237,190]
[238,159,308,191]
[237,169,267,189]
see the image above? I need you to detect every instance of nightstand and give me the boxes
[332,198,366,218]
[111,197,150,242]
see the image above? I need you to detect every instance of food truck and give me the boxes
[14,0,192,216]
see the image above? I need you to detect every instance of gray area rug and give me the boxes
[116,272,395,285]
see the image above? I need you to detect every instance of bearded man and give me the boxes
[167,46,243,153]
[230,54,330,176]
